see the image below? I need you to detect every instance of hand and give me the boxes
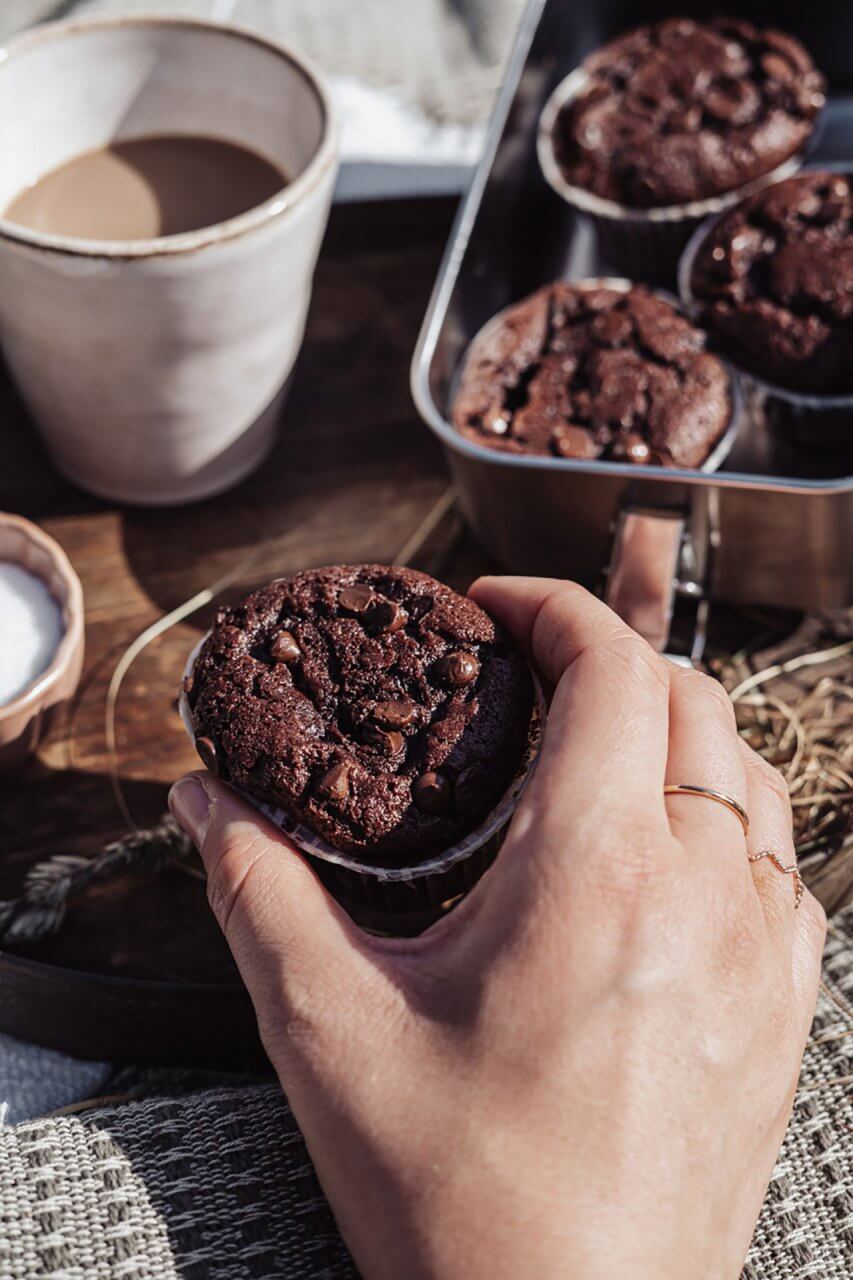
[169,578,826,1280]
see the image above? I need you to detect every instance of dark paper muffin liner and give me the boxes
[678,215,853,458]
[455,277,743,474]
[538,67,821,289]
[179,631,545,935]
[735,376,853,456]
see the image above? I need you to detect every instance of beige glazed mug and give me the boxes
[0,17,338,505]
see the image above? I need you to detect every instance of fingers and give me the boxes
[740,742,799,948]
[471,577,670,827]
[737,741,826,1042]
[731,741,824,1051]
[473,575,658,686]
[663,674,824,1048]
[168,771,369,1052]
[664,666,749,864]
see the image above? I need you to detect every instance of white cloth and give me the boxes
[0,0,527,195]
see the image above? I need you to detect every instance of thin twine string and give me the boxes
[105,547,264,831]
[797,1073,853,1094]
[392,486,457,567]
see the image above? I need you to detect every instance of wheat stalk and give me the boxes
[0,816,194,946]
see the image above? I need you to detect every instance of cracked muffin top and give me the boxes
[452,283,732,469]
[187,565,535,865]
[688,171,853,394]
[552,17,825,208]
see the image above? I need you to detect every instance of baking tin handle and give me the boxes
[603,508,708,667]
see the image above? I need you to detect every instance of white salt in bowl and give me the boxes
[0,512,84,768]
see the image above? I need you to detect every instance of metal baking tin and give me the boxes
[411,0,853,628]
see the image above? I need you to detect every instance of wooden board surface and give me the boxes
[0,197,491,995]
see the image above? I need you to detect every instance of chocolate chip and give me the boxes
[482,408,509,435]
[584,289,616,312]
[552,424,599,459]
[413,771,453,814]
[371,599,408,633]
[612,432,651,464]
[763,29,812,73]
[196,735,219,775]
[704,79,760,126]
[625,435,651,464]
[363,724,404,755]
[591,308,633,345]
[372,699,417,729]
[761,52,794,83]
[436,651,480,687]
[182,673,194,696]
[339,585,375,614]
[317,762,350,801]
[270,630,300,662]
[668,105,702,133]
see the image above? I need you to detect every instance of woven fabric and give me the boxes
[1,912,851,1278]
[743,914,853,1277]
[0,1085,356,1280]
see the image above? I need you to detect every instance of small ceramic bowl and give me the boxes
[0,513,85,769]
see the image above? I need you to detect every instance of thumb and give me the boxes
[168,771,368,1061]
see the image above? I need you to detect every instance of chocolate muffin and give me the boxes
[452,283,732,468]
[553,18,825,209]
[187,566,535,865]
[688,171,853,394]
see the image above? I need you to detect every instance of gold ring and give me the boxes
[664,784,749,836]
[748,850,805,909]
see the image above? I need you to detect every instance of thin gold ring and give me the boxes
[664,784,749,836]
[748,850,805,909]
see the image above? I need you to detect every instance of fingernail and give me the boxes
[169,775,213,847]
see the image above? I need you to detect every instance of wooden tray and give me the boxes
[0,197,491,1068]
[2,197,847,1069]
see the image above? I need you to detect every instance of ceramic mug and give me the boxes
[0,17,338,505]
